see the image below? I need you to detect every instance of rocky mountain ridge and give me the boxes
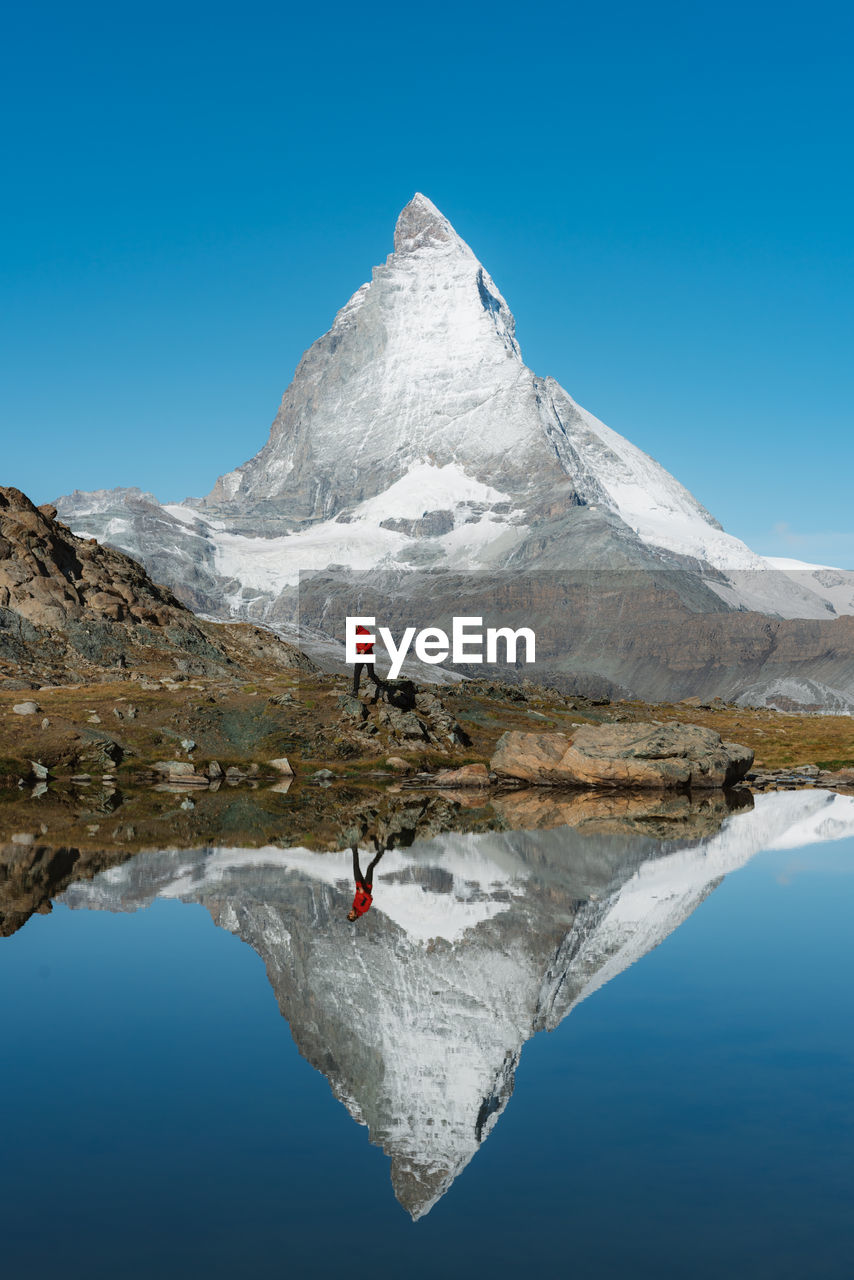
[0,486,311,688]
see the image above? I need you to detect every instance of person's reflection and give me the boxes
[347,837,392,922]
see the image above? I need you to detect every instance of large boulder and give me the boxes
[490,722,754,790]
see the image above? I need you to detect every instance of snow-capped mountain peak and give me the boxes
[54,193,854,694]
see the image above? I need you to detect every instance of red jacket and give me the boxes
[355,624,374,657]
[352,881,373,917]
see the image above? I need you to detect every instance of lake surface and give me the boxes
[2,788,854,1279]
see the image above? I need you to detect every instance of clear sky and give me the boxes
[2,0,852,566]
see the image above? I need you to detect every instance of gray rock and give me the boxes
[151,760,197,777]
[377,705,428,741]
[29,761,49,780]
[76,736,123,768]
[13,701,41,715]
[337,694,367,721]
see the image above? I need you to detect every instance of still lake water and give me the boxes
[2,789,854,1279]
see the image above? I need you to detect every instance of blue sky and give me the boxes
[2,0,852,565]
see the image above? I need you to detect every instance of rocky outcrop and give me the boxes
[491,722,754,790]
[335,679,472,753]
[0,486,187,629]
[0,486,314,685]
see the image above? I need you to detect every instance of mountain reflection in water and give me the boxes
[57,786,854,1219]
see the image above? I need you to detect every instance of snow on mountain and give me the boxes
[55,193,851,631]
[762,556,854,615]
[60,789,854,1218]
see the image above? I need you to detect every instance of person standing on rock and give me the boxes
[347,836,392,922]
[352,624,384,700]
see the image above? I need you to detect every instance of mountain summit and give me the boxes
[393,191,464,253]
[200,192,748,572]
[55,194,854,707]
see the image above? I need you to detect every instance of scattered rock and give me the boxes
[87,714,102,724]
[41,718,50,729]
[207,760,223,779]
[11,833,35,845]
[337,693,367,721]
[311,769,335,783]
[180,738,196,753]
[180,798,195,810]
[385,757,410,772]
[29,761,49,781]
[269,757,294,775]
[151,760,197,777]
[12,701,41,715]
[376,705,428,741]
[76,736,123,769]
[432,763,490,787]
[491,722,754,790]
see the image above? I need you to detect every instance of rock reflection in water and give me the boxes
[53,787,854,1218]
